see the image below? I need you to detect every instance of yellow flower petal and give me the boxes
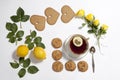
[93,19,100,26]
[85,13,94,21]
[101,24,108,31]
[76,9,85,18]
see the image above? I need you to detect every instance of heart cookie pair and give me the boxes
[45,5,75,24]
[30,5,75,31]
[61,5,75,23]
[30,8,60,31]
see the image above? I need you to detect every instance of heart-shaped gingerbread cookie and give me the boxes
[61,5,75,23]
[45,7,60,25]
[30,15,45,31]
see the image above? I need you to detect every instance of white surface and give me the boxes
[0,0,120,80]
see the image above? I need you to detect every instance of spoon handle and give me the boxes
[92,54,95,73]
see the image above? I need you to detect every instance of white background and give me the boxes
[0,0,120,80]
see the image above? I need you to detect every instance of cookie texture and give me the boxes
[45,7,60,25]
[51,38,62,48]
[65,60,76,71]
[30,15,45,31]
[77,61,88,72]
[52,61,63,72]
[52,50,62,60]
[61,5,75,23]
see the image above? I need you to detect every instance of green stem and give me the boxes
[20,64,24,68]
[30,30,32,33]
[97,36,103,55]
[97,37,100,50]
[20,21,22,28]
[95,33,97,37]
[15,40,18,45]
[14,60,18,63]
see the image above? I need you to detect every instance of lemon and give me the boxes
[73,36,83,47]
[33,47,46,60]
[16,45,29,57]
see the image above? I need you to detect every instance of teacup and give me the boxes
[64,34,89,60]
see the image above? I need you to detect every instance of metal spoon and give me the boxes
[90,46,96,73]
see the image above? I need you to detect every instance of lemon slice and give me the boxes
[73,36,83,47]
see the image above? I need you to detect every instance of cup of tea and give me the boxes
[64,34,89,60]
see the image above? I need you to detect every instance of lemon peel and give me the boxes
[33,47,46,60]
[16,45,29,57]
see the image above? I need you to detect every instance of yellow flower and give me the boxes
[101,24,108,31]
[93,19,100,26]
[85,13,94,22]
[76,9,85,18]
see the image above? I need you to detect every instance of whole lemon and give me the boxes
[33,47,46,60]
[16,45,29,57]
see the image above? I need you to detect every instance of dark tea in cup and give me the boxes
[70,35,88,54]
[64,34,89,59]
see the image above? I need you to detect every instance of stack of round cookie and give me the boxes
[51,38,63,72]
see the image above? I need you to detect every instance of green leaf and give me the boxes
[36,43,45,49]
[6,23,18,32]
[10,62,19,69]
[82,23,86,27]
[19,57,24,64]
[17,7,24,18]
[21,15,30,22]
[27,66,39,74]
[25,35,31,39]
[16,30,24,38]
[17,37,22,41]
[31,31,36,38]
[25,38,32,44]
[7,32,14,38]
[10,16,20,22]
[6,22,12,31]
[18,68,26,78]
[11,23,18,32]
[101,31,106,35]
[34,37,42,44]
[9,37,16,43]
[28,43,34,50]
[88,30,94,33]
[23,58,31,68]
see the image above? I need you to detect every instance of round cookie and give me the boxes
[52,61,63,72]
[52,50,62,60]
[65,60,76,71]
[77,61,88,72]
[51,38,62,48]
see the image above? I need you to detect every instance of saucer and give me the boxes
[63,34,89,60]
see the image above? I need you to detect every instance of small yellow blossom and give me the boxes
[85,13,94,22]
[93,19,100,26]
[101,24,108,31]
[76,9,85,18]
